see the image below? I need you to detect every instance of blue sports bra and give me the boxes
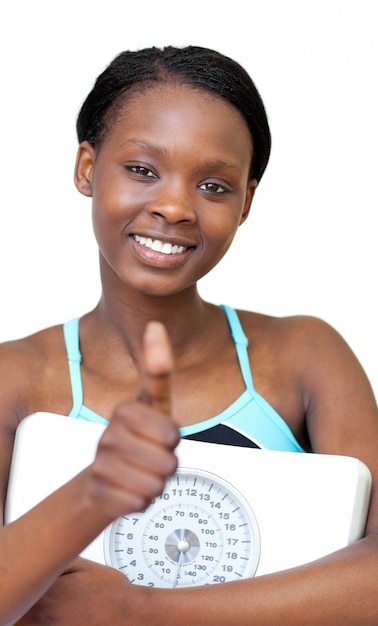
[63,305,304,453]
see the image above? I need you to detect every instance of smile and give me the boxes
[133,235,188,255]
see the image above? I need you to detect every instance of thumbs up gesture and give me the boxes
[89,322,180,520]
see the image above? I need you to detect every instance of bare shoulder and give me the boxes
[0,324,67,425]
[237,308,377,439]
[237,308,371,376]
[238,307,348,342]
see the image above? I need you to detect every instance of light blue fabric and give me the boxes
[63,318,108,426]
[63,306,304,452]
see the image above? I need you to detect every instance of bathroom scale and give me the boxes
[5,412,372,588]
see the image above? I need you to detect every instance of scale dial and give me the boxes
[104,468,260,588]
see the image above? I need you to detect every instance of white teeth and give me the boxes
[134,235,188,255]
[151,239,163,252]
[161,242,173,254]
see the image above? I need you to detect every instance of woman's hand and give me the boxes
[15,558,144,625]
[85,321,180,522]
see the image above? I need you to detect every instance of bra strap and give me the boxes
[63,318,84,418]
[220,304,254,391]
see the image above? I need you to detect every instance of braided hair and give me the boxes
[76,46,271,182]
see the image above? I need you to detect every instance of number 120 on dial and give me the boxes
[104,468,261,588]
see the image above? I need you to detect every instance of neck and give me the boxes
[87,263,215,366]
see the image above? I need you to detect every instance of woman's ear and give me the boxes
[74,141,96,197]
[239,178,258,225]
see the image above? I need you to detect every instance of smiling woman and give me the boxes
[76,83,256,297]
[1,45,378,626]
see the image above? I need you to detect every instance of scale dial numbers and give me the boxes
[104,468,260,588]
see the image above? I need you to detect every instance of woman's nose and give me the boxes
[146,182,196,224]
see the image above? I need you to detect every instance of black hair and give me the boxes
[76,46,271,181]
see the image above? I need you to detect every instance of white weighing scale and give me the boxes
[5,412,372,588]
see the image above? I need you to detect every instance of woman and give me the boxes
[1,46,377,625]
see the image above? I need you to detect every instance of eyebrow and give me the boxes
[119,138,244,175]
[119,138,168,155]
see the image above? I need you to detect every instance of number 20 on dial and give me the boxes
[104,468,261,588]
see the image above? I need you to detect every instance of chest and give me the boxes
[24,326,307,449]
[76,339,304,441]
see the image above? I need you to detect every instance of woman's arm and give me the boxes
[0,322,179,625]
[137,533,378,626]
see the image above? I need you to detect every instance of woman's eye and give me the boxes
[198,182,228,194]
[127,165,157,178]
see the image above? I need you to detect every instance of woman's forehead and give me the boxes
[104,83,253,161]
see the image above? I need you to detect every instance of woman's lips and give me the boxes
[132,234,189,255]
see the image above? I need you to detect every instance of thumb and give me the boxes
[137,321,173,416]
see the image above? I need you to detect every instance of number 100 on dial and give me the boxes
[104,468,261,588]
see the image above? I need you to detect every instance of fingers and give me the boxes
[106,400,179,461]
[90,402,179,518]
[137,321,173,416]
[88,321,179,521]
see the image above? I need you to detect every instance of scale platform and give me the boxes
[5,412,372,587]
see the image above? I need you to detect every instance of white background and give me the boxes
[0,0,377,396]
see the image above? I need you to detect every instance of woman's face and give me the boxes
[76,84,257,297]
